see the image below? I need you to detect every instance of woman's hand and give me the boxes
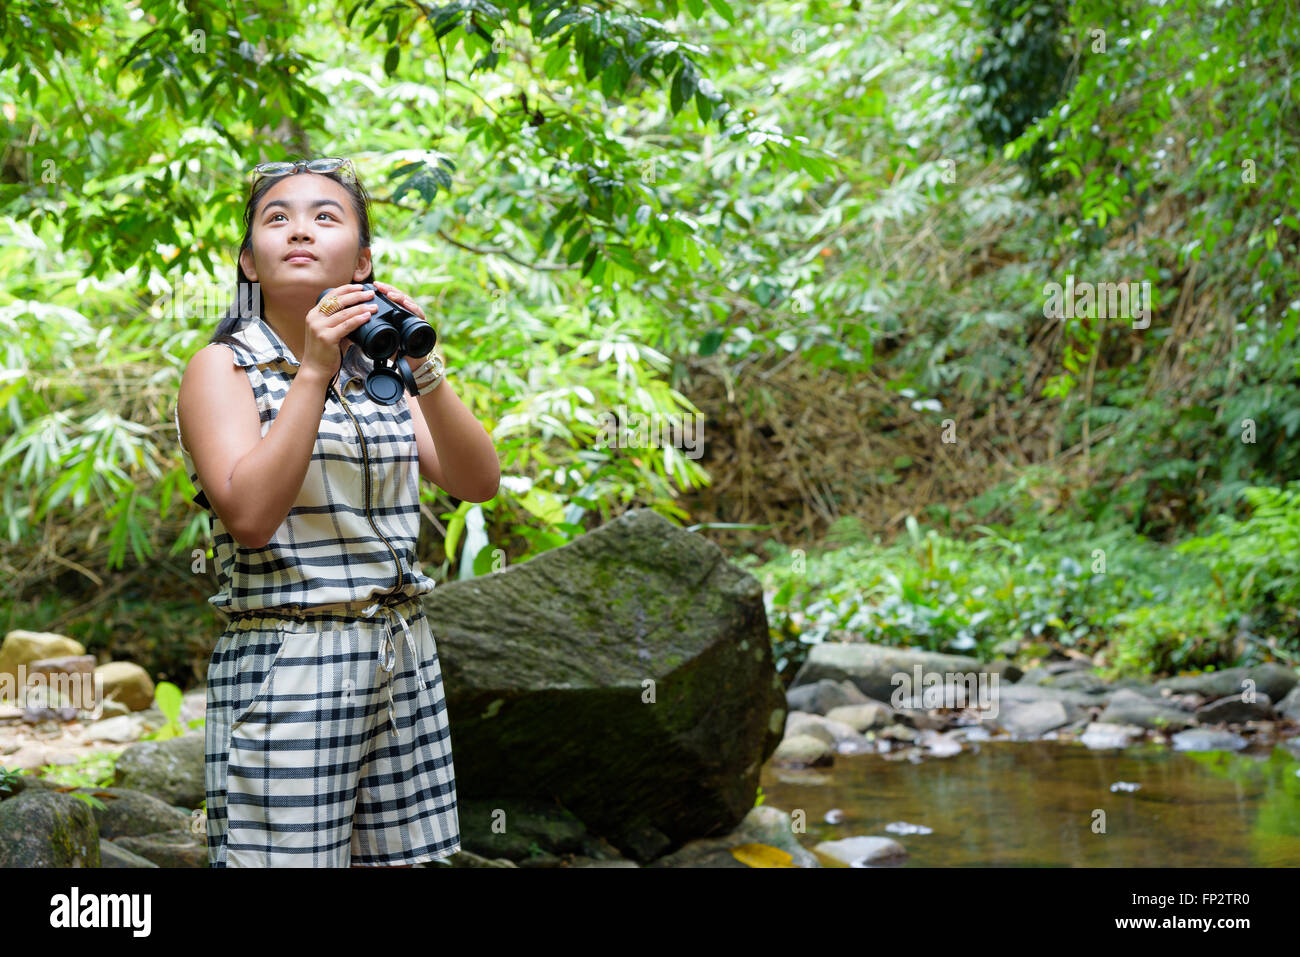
[372,281,433,367]
[300,284,378,383]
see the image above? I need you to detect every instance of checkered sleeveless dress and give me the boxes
[173,315,460,867]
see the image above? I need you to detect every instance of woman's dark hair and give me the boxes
[210,161,375,348]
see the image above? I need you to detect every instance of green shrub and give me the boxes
[1106,594,1237,678]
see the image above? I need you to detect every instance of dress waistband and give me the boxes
[224,592,425,629]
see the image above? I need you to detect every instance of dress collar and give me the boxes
[231,315,369,388]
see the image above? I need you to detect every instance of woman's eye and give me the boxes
[268,212,336,222]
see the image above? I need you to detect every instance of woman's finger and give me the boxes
[378,283,425,319]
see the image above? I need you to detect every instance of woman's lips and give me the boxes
[285,255,316,263]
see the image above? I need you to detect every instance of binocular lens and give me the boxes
[401,317,436,356]
[357,321,400,358]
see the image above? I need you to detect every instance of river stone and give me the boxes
[995,700,1070,737]
[1156,664,1298,704]
[813,835,908,866]
[24,655,97,713]
[111,730,205,809]
[824,702,894,731]
[772,733,834,767]
[1039,669,1110,694]
[918,729,964,757]
[893,707,951,731]
[1101,679,1164,700]
[790,642,987,706]
[96,662,156,712]
[1171,728,1248,752]
[786,678,873,715]
[441,849,517,867]
[1079,722,1146,749]
[1017,660,1092,686]
[785,713,837,746]
[647,805,822,868]
[420,508,786,865]
[984,660,1024,683]
[1098,688,1195,731]
[456,796,589,862]
[100,839,161,867]
[780,712,842,748]
[1196,692,1275,723]
[67,786,191,839]
[112,827,208,867]
[0,631,86,691]
[1274,685,1300,721]
[877,724,920,743]
[0,789,101,867]
[820,717,873,753]
[995,683,1094,717]
[81,714,147,743]
[21,679,80,722]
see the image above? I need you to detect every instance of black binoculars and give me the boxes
[317,282,437,405]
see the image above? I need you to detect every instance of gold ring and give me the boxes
[319,294,341,315]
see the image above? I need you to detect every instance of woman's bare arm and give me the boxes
[177,344,332,548]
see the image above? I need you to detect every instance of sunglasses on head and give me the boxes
[249,157,356,181]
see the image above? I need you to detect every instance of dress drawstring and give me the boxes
[361,599,427,739]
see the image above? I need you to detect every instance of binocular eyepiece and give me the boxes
[317,283,437,405]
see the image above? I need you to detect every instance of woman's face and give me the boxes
[240,172,369,292]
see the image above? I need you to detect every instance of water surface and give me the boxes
[759,740,1300,866]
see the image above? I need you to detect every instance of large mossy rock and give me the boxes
[0,790,101,867]
[425,508,786,863]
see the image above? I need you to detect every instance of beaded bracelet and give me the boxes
[409,353,446,395]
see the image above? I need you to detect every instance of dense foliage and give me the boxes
[2,0,1298,682]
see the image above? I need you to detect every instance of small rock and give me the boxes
[984,660,1024,683]
[884,821,932,835]
[100,839,162,867]
[111,731,205,808]
[81,715,147,744]
[771,734,834,768]
[1043,670,1110,694]
[785,679,871,716]
[1277,686,1300,721]
[0,631,86,689]
[1099,688,1195,731]
[877,725,919,743]
[784,713,837,747]
[95,662,156,712]
[1171,728,1248,752]
[1079,722,1146,750]
[997,700,1070,738]
[813,835,908,866]
[893,708,950,731]
[112,827,207,868]
[647,805,821,868]
[24,656,97,713]
[918,729,963,757]
[1157,664,1297,706]
[824,702,895,732]
[72,786,192,839]
[1197,692,1275,724]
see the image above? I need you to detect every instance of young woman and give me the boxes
[174,157,499,867]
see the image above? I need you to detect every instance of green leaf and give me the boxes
[708,0,737,23]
